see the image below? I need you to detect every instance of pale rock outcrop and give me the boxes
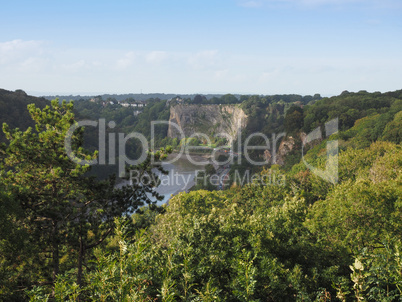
[167,105,247,145]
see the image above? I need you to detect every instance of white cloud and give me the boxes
[116,51,136,69]
[0,39,400,96]
[19,57,50,72]
[145,51,168,64]
[61,60,87,72]
[213,69,229,79]
[187,50,219,69]
[0,39,45,65]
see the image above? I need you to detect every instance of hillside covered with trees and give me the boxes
[0,89,401,301]
[0,89,49,142]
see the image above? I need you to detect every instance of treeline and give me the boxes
[44,93,239,102]
[171,93,321,105]
[43,92,321,104]
[0,89,49,142]
[229,89,402,179]
[1,88,401,181]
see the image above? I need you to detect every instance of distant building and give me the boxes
[118,101,145,108]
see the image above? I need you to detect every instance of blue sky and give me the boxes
[1,0,401,96]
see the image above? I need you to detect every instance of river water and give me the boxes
[150,153,209,206]
[116,153,209,206]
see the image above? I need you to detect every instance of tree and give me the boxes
[285,105,304,134]
[1,100,94,286]
[381,111,402,143]
[0,182,34,301]
[308,142,402,253]
[221,94,239,104]
[0,100,170,295]
[193,94,204,104]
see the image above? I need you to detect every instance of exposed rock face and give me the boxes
[275,136,296,165]
[262,133,308,165]
[167,104,247,145]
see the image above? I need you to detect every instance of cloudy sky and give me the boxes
[1,0,401,96]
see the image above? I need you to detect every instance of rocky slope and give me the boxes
[167,104,247,145]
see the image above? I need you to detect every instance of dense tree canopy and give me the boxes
[0,89,401,301]
[0,100,170,300]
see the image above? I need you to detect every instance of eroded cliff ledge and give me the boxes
[167,104,247,145]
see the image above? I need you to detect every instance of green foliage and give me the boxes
[1,100,97,289]
[0,187,32,301]
[17,140,402,301]
[340,114,393,148]
[348,239,402,301]
[308,142,402,253]
[72,97,171,179]
[0,100,170,300]
[2,89,402,301]
[0,88,49,143]
[302,90,401,133]
[381,110,402,144]
[285,105,304,135]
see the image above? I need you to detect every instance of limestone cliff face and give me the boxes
[167,104,247,144]
[263,133,308,165]
[275,136,296,165]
